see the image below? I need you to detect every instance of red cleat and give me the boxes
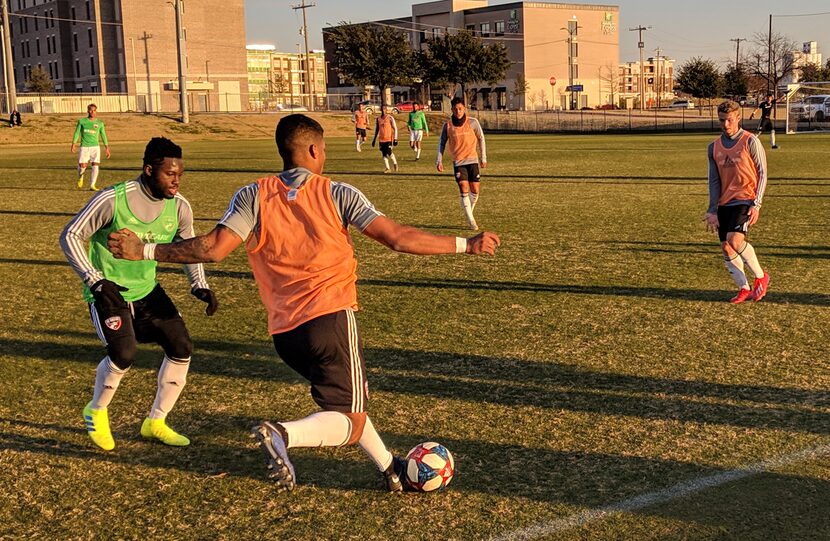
[730,288,753,304]
[751,273,770,302]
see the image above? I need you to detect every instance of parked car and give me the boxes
[394,101,430,113]
[669,99,695,109]
[355,100,387,114]
[277,103,308,112]
[789,94,830,122]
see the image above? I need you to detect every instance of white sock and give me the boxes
[91,356,128,410]
[724,253,749,290]
[356,139,361,150]
[90,165,100,187]
[738,242,764,279]
[391,154,397,165]
[771,130,777,146]
[460,193,475,224]
[383,157,390,170]
[358,416,393,471]
[280,411,351,448]
[416,147,421,159]
[149,356,189,419]
[78,165,86,178]
[469,192,479,210]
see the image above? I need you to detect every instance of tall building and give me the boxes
[619,55,675,108]
[324,0,620,111]
[246,44,326,110]
[785,41,823,84]
[1,0,249,112]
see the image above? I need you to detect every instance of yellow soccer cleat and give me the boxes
[141,417,190,446]
[83,401,115,451]
[76,176,85,189]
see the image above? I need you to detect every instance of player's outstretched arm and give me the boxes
[107,225,243,263]
[362,215,500,256]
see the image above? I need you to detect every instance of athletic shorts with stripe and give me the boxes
[717,204,751,242]
[454,163,481,182]
[90,284,193,370]
[272,310,368,413]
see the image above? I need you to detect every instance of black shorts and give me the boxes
[717,204,751,242]
[379,142,393,157]
[356,128,367,138]
[758,118,773,132]
[90,284,192,369]
[272,310,368,413]
[454,163,481,182]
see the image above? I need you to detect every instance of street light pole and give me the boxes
[174,0,189,123]
[1,0,17,112]
[561,21,581,111]
[291,1,316,111]
[629,25,650,110]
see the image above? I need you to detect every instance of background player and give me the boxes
[107,114,500,492]
[351,102,370,152]
[71,103,111,191]
[371,104,398,173]
[749,93,781,149]
[60,137,218,451]
[704,101,770,303]
[407,101,428,161]
[436,97,487,230]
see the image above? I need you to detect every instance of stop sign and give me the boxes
[549,76,557,86]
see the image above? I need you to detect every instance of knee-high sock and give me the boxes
[91,356,128,410]
[90,165,100,187]
[383,157,390,170]
[78,164,87,178]
[358,416,393,471]
[416,147,421,159]
[770,130,777,146]
[469,191,479,210]
[280,411,351,448]
[390,153,397,165]
[356,139,361,150]
[724,253,749,289]
[460,193,475,223]
[149,355,189,419]
[737,242,764,278]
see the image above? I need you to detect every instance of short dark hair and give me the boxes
[143,137,182,169]
[766,92,774,98]
[275,114,324,161]
[451,97,465,107]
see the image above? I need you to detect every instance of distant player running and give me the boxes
[704,100,770,303]
[371,104,398,173]
[436,97,487,231]
[749,93,781,149]
[60,137,218,451]
[107,114,501,492]
[407,102,429,161]
[351,102,370,152]
[71,103,111,190]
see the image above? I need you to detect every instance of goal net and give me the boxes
[785,82,830,133]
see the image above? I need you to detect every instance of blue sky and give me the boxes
[245,0,829,67]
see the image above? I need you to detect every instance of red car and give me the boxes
[395,101,430,113]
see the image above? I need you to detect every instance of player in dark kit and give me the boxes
[60,137,219,451]
[107,114,501,492]
[749,93,781,149]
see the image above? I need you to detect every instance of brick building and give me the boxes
[246,44,326,110]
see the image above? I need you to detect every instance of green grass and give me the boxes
[1,131,828,540]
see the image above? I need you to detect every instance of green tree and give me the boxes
[722,65,749,98]
[676,57,722,107]
[327,23,418,103]
[420,30,511,105]
[799,62,830,83]
[26,65,54,93]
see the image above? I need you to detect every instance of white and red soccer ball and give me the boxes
[404,442,455,492]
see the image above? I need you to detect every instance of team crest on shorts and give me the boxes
[104,316,122,331]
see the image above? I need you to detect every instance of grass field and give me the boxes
[1,128,829,540]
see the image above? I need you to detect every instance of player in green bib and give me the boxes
[60,137,219,451]
[71,103,111,191]
[407,102,429,161]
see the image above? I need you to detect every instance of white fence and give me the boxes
[1,92,257,115]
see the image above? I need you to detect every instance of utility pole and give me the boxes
[561,21,581,111]
[629,25,650,110]
[174,0,189,123]
[291,1,315,111]
[1,0,16,112]
[767,15,772,95]
[730,37,746,69]
[92,0,107,95]
[654,47,662,109]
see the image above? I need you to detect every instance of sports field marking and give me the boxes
[493,442,830,541]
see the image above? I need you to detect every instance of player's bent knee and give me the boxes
[108,342,138,370]
[344,412,367,445]
[166,335,193,361]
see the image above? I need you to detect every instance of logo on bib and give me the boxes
[104,316,122,331]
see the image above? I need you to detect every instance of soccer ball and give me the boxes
[404,442,455,492]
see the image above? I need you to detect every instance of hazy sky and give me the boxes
[245,0,829,67]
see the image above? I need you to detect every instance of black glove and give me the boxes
[393,140,398,147]
[191,288,219,316]
[90,279,128,308]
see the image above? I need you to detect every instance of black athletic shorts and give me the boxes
[90,284,192,369]
[454,163,481,182]
[272,310,368,413]
[356,128,367,138]
[757,118,772,132]
[379,142,393,157]
[717,204,751,242]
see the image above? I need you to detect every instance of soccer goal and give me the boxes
[785,82,830,133]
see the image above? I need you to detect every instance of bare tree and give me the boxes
[598,64,620,106]
[746,30,797,97]
[536,89,547,110]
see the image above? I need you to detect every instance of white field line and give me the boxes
[492,442,830,541]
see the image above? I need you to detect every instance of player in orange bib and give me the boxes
[436,97,487,230]
[704,100,770,303]
[371,104,399,173]
[351,102,370,152]
[107,114,501,493]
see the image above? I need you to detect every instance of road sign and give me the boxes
[549,76,557,86]
[566,85,584,92]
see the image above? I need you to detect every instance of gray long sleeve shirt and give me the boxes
[436,117,487,167]
[707,129,768,214]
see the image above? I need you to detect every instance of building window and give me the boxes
[71,7,76,25]
[36,38,40,56]
[466,24,475,32]
[75,58,80,77]
[73,33,78,52]
[88,28,93,47]
[49,62,53,78]
[34,16,38,31]
[52,35,56,53]
[495,21,505,36]
[90,56,95,75]
[86,1,91,20]
[54,62,58,79]
[480,23,490,37]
